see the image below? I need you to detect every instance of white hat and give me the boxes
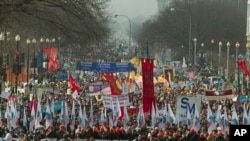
[217,127,222,131]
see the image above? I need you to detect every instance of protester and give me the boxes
[2,62,248,141]
[3,129,12,141]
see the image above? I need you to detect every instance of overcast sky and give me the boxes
[109,0,158,20]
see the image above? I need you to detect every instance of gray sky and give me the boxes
[109,0,159,40]
[110,0,158,20]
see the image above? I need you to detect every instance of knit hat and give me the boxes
[190,128,195,133]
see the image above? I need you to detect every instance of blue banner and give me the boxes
[77,61,132,72]
[239,96,248,102]
[36,55,43,68]
[58,73,68,80]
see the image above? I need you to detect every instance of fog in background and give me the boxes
[109,0,159,44]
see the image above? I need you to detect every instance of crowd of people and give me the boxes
[0,65,248,141]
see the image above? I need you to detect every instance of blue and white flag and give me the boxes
[223,107,229,133]
[243,104,249,125]
[29,105,36,132]
[216,106,223,131]
[168,104,176,125]
[231,105,239,125]
[45,100,53,129]
[70,100,75,131]
[137,105,145,127]
[35,100,43,129]
[82,106,88,129]
[123,106,129,129]
[151,103,156,128]
[192,105,200,132]
[23,109,27,129]
[78,105,83,128]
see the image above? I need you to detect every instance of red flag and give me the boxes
[141,58,155,113]
[237,59,250,77]
[69,73,80,92]
[102,73,120,95]
[43,47,58,71]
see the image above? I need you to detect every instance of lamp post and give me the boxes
[218,41,222,75]
[193,38,197,65]
[46,38,50,46]
[114,14,132,56]
[235,42,240,90]
[170,8,192,64]
[226,41,230,80]
[15,35,20,94]
[246,41,250,88]
[210,39,214,69]
[51,38,56,47]
[26,38,31,82]
[40,38,45,74]
[32,38,36,78]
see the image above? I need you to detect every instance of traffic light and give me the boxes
[2,54,9,66]
[19,53,25,65]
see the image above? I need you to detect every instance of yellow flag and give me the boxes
[116,80,121,89]
[130,56,137,65]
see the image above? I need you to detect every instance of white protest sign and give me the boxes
[102,94,132,108]
[176,96,201,125]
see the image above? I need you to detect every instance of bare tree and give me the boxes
[0,0,111,52]
[139,0,247,63]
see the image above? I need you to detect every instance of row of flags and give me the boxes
[3,97,250,133]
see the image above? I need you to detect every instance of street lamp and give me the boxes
[40,38,45,73]
[26,38,31,82]
[210,39,215,69]
[170,8,192,64]
[114,14,132,56]
[226,41,230,80]
[218,41,223,75]
[235,41,240,89]
[58,37,61,48]
[246,41,250,88]
[15,35,20,94]
[32,38,36,77]
[193,38,197,65]
[51,38,56,47]
[46,38,50,46]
